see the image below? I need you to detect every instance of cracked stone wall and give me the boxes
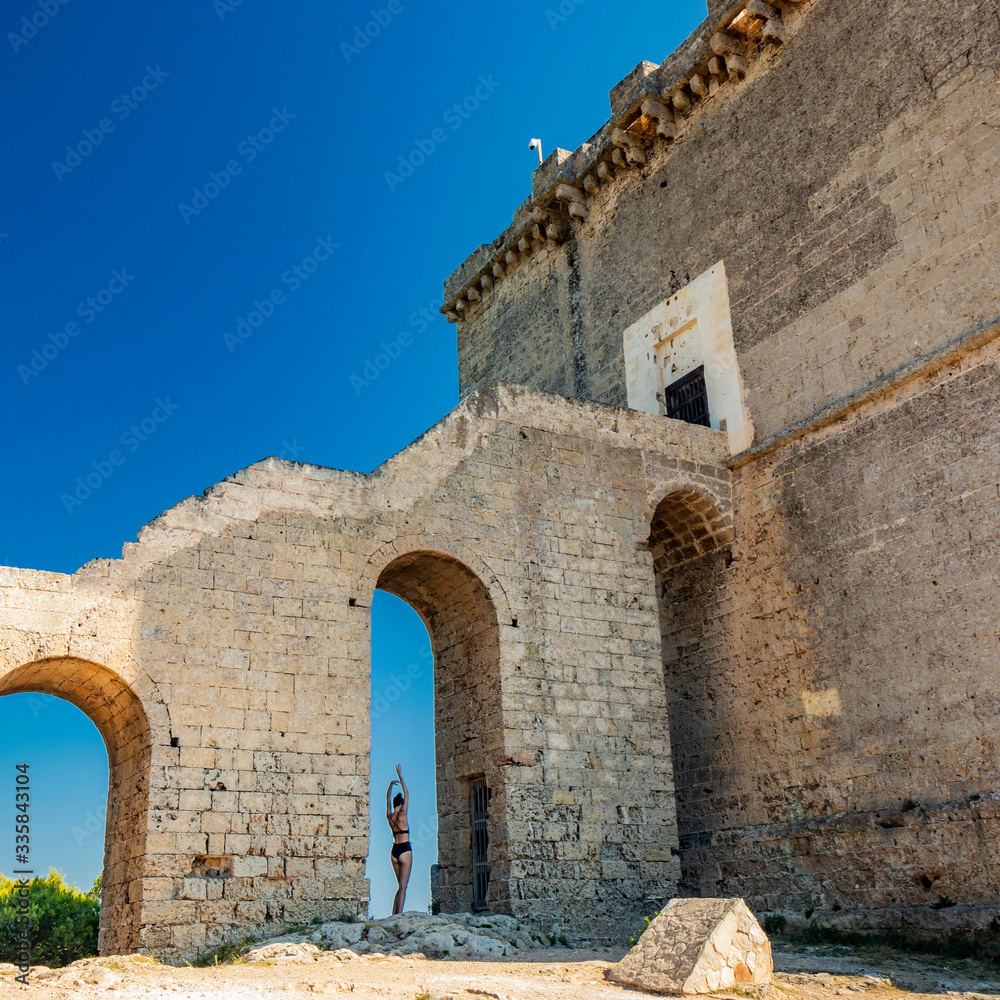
[448,0,1000,929]
[0,386,732,960]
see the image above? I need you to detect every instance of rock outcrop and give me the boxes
[310,912,549,959]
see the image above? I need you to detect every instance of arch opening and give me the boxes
[649,490,734,895]
[0,658,151,955]
[375,550,507,916]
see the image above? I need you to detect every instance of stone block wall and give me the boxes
[0,386,733,959]
[443,0,1000,929]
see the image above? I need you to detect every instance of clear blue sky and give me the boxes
[0,0,704,917]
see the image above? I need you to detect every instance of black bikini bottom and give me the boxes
[391,841,412,860]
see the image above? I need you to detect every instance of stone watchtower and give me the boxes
[2,0,999,961]
[442,0,1000,936]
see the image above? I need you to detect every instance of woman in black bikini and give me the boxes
[386,763,411,914]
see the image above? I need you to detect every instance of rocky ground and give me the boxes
[1,917,998,999]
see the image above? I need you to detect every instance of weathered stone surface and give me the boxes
[310,920,365,950]
[607,898,772,994]
[5,0,1000,966]
[0,384,730,961]
[447,0,1000,935]
[310,912,548,960]
[244,941,321,964]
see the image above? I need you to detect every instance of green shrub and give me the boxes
[629,910,660,947]
[0,869,101,967]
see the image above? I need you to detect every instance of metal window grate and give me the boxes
[665,365,710,427]
[470,777,489,911]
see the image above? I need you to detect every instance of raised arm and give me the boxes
[395,764,408,808]
[386,780,396,821]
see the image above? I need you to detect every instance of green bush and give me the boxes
[0,869,101,967]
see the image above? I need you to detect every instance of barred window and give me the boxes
[665,365,710,427]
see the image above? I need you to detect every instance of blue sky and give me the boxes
[0,0,704,917]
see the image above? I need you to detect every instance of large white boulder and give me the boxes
[607,897,773,995]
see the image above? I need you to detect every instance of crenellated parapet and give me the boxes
[441,0,811,322]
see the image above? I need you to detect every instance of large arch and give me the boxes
[0,658,152,955]
[649,489,736,895]
[373,549,509,915]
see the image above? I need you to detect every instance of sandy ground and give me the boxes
[1,943,999,999]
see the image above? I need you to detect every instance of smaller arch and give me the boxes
[647,488,736,897]
[370,548,511,916]
[358,534,513,625]
[649,488,734,570]
[0,657,153,956]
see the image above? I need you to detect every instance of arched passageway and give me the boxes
[0,658,151,954]
[649,490,735,895]
[375,550,507,914]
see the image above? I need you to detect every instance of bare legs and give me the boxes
[390,850,412,915]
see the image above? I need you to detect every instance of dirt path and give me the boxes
[2,944,998,999]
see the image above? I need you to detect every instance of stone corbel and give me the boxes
[445,310,459,323]
[466,286,481,303]
[641,98,678,141]
[583,174,601,196]
[505,249,520,267]
[531,206,566,241]
[492,261,506,279]
[746,1,786,43]
[597,161,615,184]
[707,56,727,95]
[711,32,750,81]
[612,127,647,166]
[481,273,494,292]
[671,88,692,114]
[544,215,568,240]
[555,182,589,220]
[689,73,709,98]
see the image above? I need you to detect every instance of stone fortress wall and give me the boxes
[0,387,733,960]
[3,0,1000,964]
[442,0,1000,930]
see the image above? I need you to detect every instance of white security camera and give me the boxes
[529,138,543,165]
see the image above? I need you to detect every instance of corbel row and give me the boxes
[443,0,803,323]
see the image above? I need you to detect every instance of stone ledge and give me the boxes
[440,0,811,324]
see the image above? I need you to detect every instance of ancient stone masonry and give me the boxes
[444,0,1000,936]
[439,0,807,326]
[0,386,732,960]
[4,0,1000,963]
